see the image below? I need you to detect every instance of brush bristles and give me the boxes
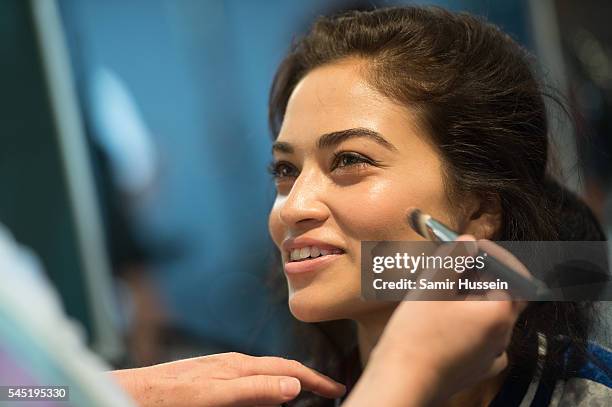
[408,208,432,239]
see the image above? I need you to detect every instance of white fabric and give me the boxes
[0,224,135,406]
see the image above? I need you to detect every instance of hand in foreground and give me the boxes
[110,352,346,407]
[344,235,529,407]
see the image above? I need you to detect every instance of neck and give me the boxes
[354,305,396,368]
[354,305,507,407]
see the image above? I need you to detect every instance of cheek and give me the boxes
[332,171,449,241]
[268,197,284,248]
[333,179,411,240]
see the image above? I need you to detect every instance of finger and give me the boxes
[235,356,346,398]
[452,234,480,300]
[462,298,520,347]
[404,241,465,300]
[408,236,478,301]
[473,288,527,319]
[465,238,540,302]
[215,375,301,406]
[476,239,532,278]
[482,290,527,314]
[455,234,478,256]
[483,289,512,301]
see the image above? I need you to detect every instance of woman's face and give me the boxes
[268,59,457,322]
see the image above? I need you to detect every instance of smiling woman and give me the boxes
[265,5,610,407]
[268,57,450,324]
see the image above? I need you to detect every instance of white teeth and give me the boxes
[299,247,310,259]
[289,246,342,261]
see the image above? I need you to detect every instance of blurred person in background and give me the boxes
[85,66,174,367]
[555,0,612,223]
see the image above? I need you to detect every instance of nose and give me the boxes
[278,168,329,229]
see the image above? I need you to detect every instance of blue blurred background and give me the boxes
[1,0,611,373]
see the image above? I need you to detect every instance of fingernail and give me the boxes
[280,377,301,398]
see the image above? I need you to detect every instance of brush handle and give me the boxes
[480,251,552,300]
[408,209,553,300]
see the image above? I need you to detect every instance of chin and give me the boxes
[288,288,339,322]
[287,285,364,322]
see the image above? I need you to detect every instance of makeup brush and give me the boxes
[407,208,552,300]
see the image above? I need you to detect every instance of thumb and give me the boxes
[216,375,301,406]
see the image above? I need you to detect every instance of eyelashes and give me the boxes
[267,152,380,180]
[267,160,298,179]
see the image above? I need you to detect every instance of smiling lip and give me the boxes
[281,236,345,275]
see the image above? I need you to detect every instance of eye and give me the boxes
[267,160,299,179]
[331,152,376,171]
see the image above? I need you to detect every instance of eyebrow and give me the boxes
[271,127,398,154]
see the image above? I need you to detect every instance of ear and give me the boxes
[460,193,502,240]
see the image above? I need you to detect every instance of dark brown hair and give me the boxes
[268,5,606,405]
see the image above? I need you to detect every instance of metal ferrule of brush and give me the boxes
[425,218,459,242]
